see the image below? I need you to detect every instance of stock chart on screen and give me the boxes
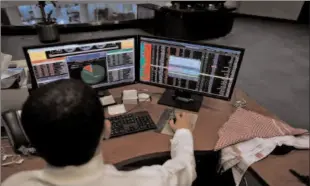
[139,37,243,99]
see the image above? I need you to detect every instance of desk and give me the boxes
[1,84,309,186]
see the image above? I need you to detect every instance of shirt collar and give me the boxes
[42,153,105,182]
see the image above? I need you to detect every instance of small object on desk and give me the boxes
[289,169,310,186]
[122,98,138,104]
[138,93,151,102]
[108,104,126,116]
[2,154,13,161]
[1,157,24,166]
[1,147,25,167]
[17,145,36,156]
[123,89,138,97]
[8,64,17,68]
[14,158,25,164]
[100,95,116,106]
[122,89,138,104]
[233,99,247,108]
[1,68,26,89]
[107,111,157,138]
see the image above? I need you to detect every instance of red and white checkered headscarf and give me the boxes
[214,108,308,150]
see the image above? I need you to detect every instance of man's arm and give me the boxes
[161,128,196,185]
[123,113,196,186]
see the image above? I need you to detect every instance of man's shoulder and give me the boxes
[2,170,41,186]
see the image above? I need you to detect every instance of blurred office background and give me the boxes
[1,1,307,26]
[1,2,138,25]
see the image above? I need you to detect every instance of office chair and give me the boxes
[114,150,236,186]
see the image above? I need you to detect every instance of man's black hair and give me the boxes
[21,79,104,167]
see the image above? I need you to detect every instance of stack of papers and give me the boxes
[99,95,116,106]
[122,89,138,104]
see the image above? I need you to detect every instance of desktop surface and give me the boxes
[1,83,308,186]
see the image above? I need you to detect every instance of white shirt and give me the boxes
[2,129,196,186]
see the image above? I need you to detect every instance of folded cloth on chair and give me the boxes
[214,108,308,151]
[214,108,309,186]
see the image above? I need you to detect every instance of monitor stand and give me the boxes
[157,89,203,112]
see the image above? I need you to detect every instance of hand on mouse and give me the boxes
[169,112,192,132]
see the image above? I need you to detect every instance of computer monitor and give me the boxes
[23,36,137,96]
[139,36,244,112]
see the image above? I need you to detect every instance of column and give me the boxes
[5,6,23,25]
[79,3,89,23]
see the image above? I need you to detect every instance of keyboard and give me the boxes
[108,111,157,138]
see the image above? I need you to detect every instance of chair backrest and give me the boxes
[114,150,236,186]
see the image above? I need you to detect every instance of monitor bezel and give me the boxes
[23,35,139,91]
[137,35,245,101]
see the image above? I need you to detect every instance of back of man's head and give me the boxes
[21,79,104,167]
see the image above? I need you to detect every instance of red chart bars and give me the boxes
[140,42,151,81]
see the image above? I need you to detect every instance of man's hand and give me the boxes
[169,112,192,132]
[103,119,111,140]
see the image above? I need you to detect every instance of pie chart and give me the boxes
[81,64,106,85]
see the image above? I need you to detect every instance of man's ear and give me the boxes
[103,119,111,140]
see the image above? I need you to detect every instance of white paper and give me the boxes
[123,89,138,99]
[138,93,150,102]
[122,89,138,104]
[108,104,126,115]
[100,95,116,106]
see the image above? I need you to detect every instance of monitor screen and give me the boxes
[139,37,244,100]
[24,37,136,89]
